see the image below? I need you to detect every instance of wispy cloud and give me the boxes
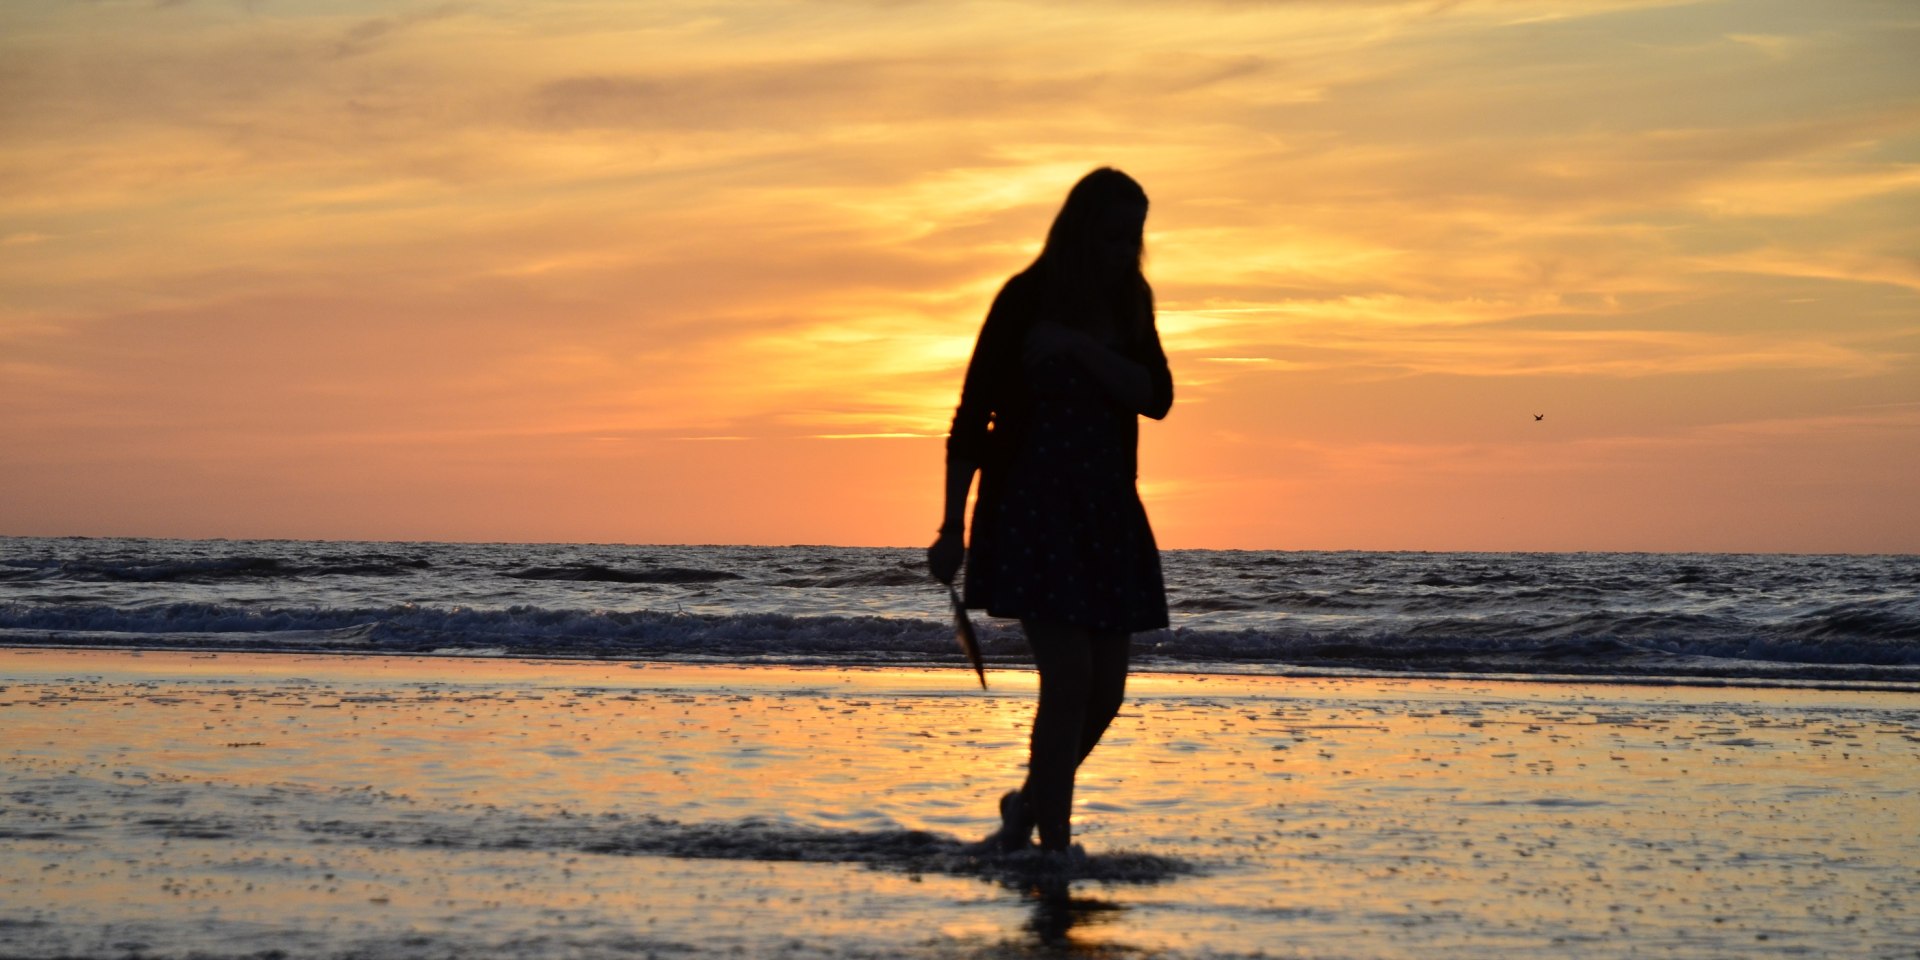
[1,0,1914,547]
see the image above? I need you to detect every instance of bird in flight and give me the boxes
[1533,414,1544,421]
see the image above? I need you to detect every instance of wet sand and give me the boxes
[2,648,1917,958]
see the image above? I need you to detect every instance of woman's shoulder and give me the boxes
[983,269,1043,332]
[998,268,1042,304]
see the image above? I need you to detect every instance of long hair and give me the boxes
[1028,167,1152,345]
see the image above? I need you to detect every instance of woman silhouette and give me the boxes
[928,168,1173,854]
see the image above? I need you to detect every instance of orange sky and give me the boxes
[2,0,1916,552]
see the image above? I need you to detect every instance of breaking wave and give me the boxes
[3,597,1917,682]
[504,565,743,584]
[4,537,1916,683]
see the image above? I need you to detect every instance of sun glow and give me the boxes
[1,0,1914,551]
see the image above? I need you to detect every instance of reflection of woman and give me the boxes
[928,168,1173,854]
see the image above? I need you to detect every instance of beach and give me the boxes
[8,0,1918,954]
[3,648,1916,959]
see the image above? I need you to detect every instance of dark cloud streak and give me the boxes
[330,3,469,59]
[528,59,1098,132]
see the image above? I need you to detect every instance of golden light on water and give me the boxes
[6,650,1918,954]
[2,0,1915,550]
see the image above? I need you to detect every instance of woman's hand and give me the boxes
[927,529,965,584]
[1023,321,1090,367]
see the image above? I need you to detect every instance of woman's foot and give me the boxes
[977,789,1034,853]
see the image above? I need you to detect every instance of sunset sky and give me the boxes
[3,0,1916,552]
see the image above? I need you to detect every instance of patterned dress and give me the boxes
[947,270,1172,633]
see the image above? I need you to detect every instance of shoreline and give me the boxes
[5,640,1920,695]
[6,531,1914,557]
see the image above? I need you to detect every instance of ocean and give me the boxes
[6,538,1919,957]
[3,536,1915,686]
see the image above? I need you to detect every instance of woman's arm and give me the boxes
[930,277,1028,583]
[947,277,1028,462]
[939,458,978,535]
[1027,322,1174,419]
[928,458,975,584]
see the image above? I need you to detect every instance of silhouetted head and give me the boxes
[1044,167,1147,277]
[1033,168,1151,338]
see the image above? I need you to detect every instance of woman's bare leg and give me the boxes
[1022,619,1088,851]
[1020,622,1131,851]
[1078,631,1131,763]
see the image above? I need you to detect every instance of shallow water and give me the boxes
[3,649,1918,958]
